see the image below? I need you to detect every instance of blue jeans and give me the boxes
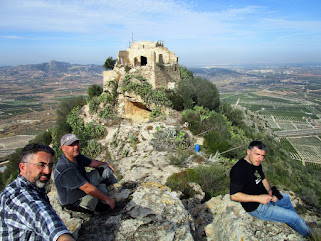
[249,193,311,237]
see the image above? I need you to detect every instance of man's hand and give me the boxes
[79,182,115,209]
[104,196,115,210]
[90,159,115,172]
[271,195,278,202]
[257,194,272,204]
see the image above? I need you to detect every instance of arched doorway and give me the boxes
[141,56,147,66]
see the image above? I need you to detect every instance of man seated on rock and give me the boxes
[0,143,74,241]
[54,133,118,214]
[230,140,312,238]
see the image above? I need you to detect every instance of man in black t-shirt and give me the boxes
[230,141,311,237]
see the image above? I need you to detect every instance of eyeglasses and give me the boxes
[24,162,54,170]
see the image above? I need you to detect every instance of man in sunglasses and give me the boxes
[54,133,117,214]
[0,143,74,241]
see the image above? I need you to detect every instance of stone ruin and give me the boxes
[101,41,181,122]
[103,41,180,90]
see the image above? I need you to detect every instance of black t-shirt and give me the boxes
[230,158,267,212]
[54,153,92,206]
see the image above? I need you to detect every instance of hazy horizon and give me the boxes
[1,59,321,69]
[1,0,321,67]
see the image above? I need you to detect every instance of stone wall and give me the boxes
[104,41,180,91]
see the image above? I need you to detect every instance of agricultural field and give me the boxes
[220,79,321,166]
[286,136,321,165]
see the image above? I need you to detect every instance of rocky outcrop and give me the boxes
[196,194,306,241]
[49,179,320,241]
[107,182,195,241]
[49,182,195,241]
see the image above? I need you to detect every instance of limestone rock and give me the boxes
[47,186,85,239]
[113,182,195,241]
[195,194,308,241]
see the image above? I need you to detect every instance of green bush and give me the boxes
[175,67,220,111]
[220,102,245,128]
[87,84,103,100]
[121,75,171,107]
[177,79,197,110]
[98,92,114,105]
[151,127,190,151]
[82,140,102,159]
[169,150,190,167]
[55,96,86,138]
[29,130,52,145]
[103,56,116,70]
[180,66,194,80]
[150,106,162,119]
[1,148,22,186]
[125,65,131,73]
[98,105,114,119]
[88,96,100,113]
[52,106,105,159]
[165,89,184,111]
[204,131,230,154]
[193,76,220,111]
[166,163,230,199]
[182,109,202,134]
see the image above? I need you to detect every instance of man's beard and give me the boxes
[34,175,51,189]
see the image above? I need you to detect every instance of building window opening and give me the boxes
[141,56,147,66]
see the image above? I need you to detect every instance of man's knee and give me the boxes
[281,193,290,200]
[97,165,118,185]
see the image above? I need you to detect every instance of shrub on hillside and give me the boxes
[121,75,171,107]
[81,139,102,159]
[151,127,190,151]
[220,101,245,128]
[204,131,230,154]
[87,84,103,100]
[1,148,22,187]
[166,163,230,199]
[176,67,220,111]
[55,96,86,138]
[180,66,194,80]
[165,89,184,111]
[29,130,52,145]
[177,79,197,110]
[169,149,190,167]
[88,96,100,113]
[193,76,220,111]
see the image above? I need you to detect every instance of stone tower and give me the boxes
[103,41,180,90]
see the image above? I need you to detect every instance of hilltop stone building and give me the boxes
[101,41,181,122]
[103,41,180,90]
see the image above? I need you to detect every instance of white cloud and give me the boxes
[0,35,24,39]
[0,0,320,65]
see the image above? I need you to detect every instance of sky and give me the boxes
[0,0,321,67]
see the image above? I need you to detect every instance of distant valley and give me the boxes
[0,60,103,119]
[0,60,104,158]
[0,61,320,165]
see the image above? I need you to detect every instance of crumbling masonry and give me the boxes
[103,41,180,90]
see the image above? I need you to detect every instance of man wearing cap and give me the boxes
[54,133,117,213]
[0,143,74,240]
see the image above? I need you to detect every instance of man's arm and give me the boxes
[57,234,75,241]
[89,159,114,172]
[262,178,272,195]
[262,178,278,202]
[230,192,272,204]
[79,181,115,209]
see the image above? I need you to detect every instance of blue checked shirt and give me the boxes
[0,174,71,241]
